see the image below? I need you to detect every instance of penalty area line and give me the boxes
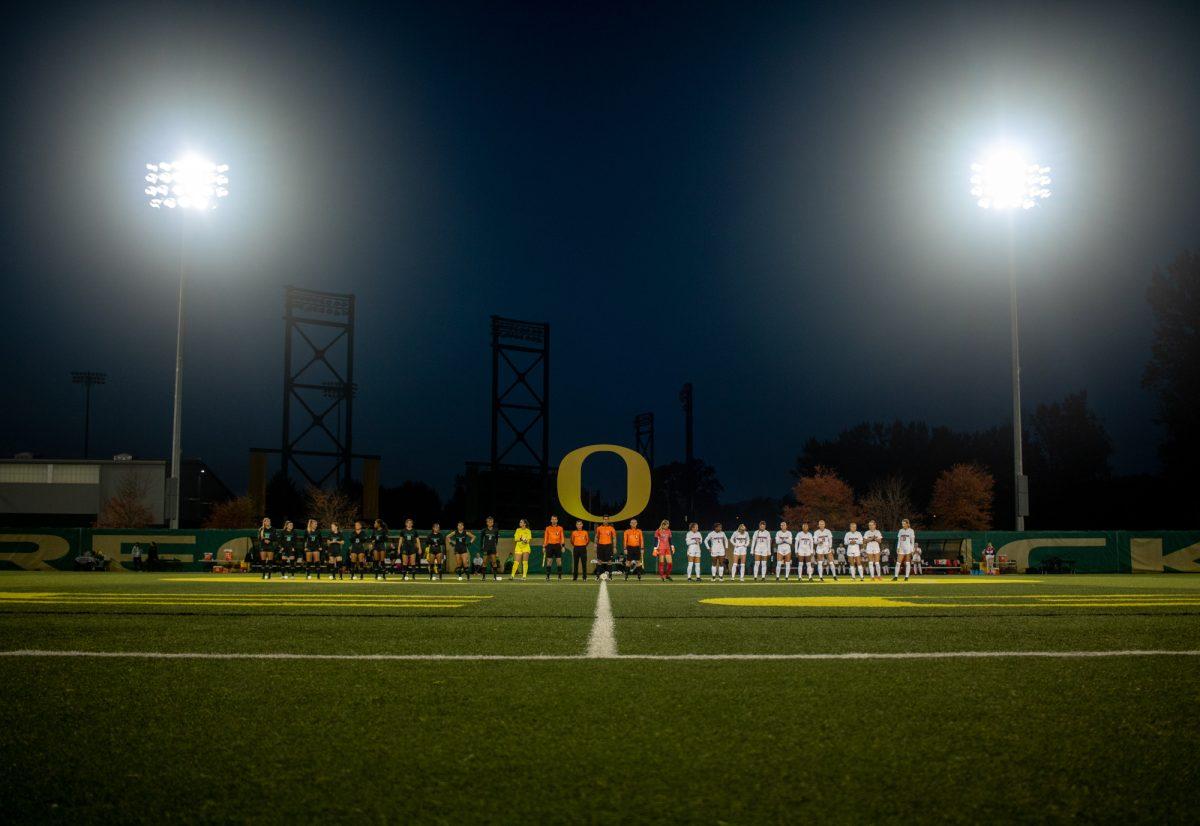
[1,649,1198,662]
[585,578,617,658]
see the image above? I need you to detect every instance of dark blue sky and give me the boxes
[3,1,1198,502]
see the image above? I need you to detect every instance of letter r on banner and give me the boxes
[557,444,652,523]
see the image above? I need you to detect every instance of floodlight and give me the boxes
[970,146,1051,210]
[143,155,229,209]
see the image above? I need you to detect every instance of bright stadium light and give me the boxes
[143,152,230,527]
[969,142,1052,531]
[145,155,230,210]
[970,146,1051,210]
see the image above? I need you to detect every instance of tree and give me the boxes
[265,471,305,522]
[305,487,360,528]
[1143,250,1200,484]
[649,460,723,526]
[203,496,258,529]
[1028,391,1113,485]
[784,466,856,528]
[95,473,156,528]
[859,476,914,531]
[379,481,442,526]
[928,464,993,530]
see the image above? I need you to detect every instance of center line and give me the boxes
[585,578,617,658]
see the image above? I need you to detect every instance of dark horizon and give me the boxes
[3,1,1199,506]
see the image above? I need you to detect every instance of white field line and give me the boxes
[2,649,1198,663]
[585,578,617,658]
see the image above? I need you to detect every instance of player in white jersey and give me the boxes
[730,523,750,581]
[751,521,773,581]
[863,520,883,581]
[893,518,915,581]
[773,521,794,580]
[844,522,865,581]
[912,543,923,575]
[704,523,729,581]
[795,522,815,580]
[684,522,704,581]
[813,519,836,581]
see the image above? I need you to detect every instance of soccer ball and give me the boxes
[457,575,463,581]
[601,572,609,581]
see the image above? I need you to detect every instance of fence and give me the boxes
[1,528,1197,573]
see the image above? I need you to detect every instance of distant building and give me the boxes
[0,456,232,528]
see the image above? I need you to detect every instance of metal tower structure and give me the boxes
[280,287,356,488]
[634,412,654,468]
[70,371,106,459]
[489,315,550,516]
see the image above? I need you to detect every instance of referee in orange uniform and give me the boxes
[622,519,645,581]
[570,520,590,581]
[543,515,565,580]
[595,517,617,580]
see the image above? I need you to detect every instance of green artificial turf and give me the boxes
[1,572,1198,823]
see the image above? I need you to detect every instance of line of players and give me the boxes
[252,514,920,583]
[681,518,918,582]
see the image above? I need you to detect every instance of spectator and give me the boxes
[131,543,143,571]
[147,542,160,571]
[73,549,97,571]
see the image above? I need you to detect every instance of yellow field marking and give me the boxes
[701,595,1200,610]
[0,592,492,601]
[703,597,926,608]
[157,576,500,584]
[0,598,486,609]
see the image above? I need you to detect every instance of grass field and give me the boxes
[2,571,1198,823]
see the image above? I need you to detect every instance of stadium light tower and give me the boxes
[970,145,1051,531]
[70,371,107,459]
[144,154,229,528]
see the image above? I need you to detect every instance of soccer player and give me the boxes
[570,520,589,581]
[796,522,815,581]
[654,520,674,581]
[814,519,836,581]
[257,517,276,579]
[705,522,729,582]
[450,521,475,580]
[480,516,502,580]
[325,522,345,579]
[397,518,421,580]
[543,516,565,580]
[594,517,617,580]
[774,520,794,581]
[913,542,924,575]
[864,520,883,581]
[893,518,915,581]
[280,520,298,579]
[303,518,323,579]
[348,520,370,580]
[844,522,865,581]
[730,522,750,581]
[426,522,446,580]
[684,522,703,581]
[751,520,772,581]
[512,519,532,580]
[371,518,391,581]
[622,519,644,581]
[983,541,997,575]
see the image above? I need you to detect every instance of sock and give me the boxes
[521,559,528,578]
[783,561,792,579]
[905,561,911,577]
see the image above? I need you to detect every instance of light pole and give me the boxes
[70,371,107,458]
[970,146,1051,530]
[145,155,229,528]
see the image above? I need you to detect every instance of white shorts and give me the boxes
[687,547,702,558]
[709,550,726,558]
[847,549,861,558]
[776,546,792,555]
[897,548,911,557]
[867,547,880,556]
[753,550,771,557]
[798,549,813,557]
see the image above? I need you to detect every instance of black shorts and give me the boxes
[544,543,563,559]
[625,548,643,563]
[596,544,614,562]
[482,547,498,556]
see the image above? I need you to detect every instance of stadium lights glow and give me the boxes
[970,147,1051,210]
[144,155,229,209]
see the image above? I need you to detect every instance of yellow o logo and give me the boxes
[557,444,651,523]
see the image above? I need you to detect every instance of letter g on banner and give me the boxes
[557,444,651,523]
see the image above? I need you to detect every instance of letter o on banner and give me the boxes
[557,444,652,523]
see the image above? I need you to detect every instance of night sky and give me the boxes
[3,1,1198,504]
